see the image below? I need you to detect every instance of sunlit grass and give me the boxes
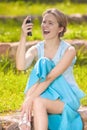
[0,65,87,113]
[0,1,87,42]
[0,71,28,113]
[0,1,87,113]
[0,2,87,16]
[0,20,87,42]
[0,19,21,42]
[74,65,87,92]
[0,55,87,113]
[64,23,87,40]
[0,65,86,113]
[74,65,87,106]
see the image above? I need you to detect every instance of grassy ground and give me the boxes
[0,70,28,113]
[0,1,87,42]
[0,65,87,113]
[0,20,87,42]
[74,65,87,106]
[0,2,87,16]
[0,56,87,113]
[0,1,87,113]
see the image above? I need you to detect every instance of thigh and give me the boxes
[41,98,64,114]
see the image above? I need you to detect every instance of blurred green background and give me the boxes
[0,0,87,113]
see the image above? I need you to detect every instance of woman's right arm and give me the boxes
[16,17,37,70]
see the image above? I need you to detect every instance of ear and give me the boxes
[58,26,64,33]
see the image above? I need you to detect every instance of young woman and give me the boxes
[16,8,85,130]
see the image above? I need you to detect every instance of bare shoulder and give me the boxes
[26,45,38,58]
[67,45,76,56]
[29,45,37,52]
[68,45,76,51]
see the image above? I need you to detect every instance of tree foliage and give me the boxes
[0,0,87,3]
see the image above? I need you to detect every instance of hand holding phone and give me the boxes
[26,17,32,36]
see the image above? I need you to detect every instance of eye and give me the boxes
[49,22,53,25]
[42,20,46,24]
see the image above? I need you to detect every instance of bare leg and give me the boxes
[33,97,64,130]
[33,97,48,130]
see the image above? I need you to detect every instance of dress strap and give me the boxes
[36,41,44,59]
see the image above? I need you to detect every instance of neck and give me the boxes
[44,38,61,49]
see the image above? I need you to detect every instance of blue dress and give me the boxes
[24,40,85,130]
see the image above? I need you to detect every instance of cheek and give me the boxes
[52,26,59,33]
[51,24,58,30]
[54,26,61,32]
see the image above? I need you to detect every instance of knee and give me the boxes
[33,97,46,111]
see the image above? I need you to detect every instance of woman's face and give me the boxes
[41,13,62,40]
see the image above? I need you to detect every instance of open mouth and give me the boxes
[43,30,50,34]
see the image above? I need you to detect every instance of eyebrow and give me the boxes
[43,19,57,23]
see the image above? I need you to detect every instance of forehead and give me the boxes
[43,13,57,22]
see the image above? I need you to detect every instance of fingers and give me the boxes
[20,104,32,122]
[23,16,31,24]
[20,103,27,119]
[21,16,33,36]
[20,96,33,124]
[21,108,25,119]
[28,111,31,122]
[25,107,32,122]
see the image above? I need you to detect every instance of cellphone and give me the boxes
[26,18,32,36]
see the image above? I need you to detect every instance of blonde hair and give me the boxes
[42,8,67,37]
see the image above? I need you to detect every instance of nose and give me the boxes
[42,22,48,28]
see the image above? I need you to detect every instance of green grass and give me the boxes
[74,65,87,106]
[0,1,87,42]
[0,65,87,113]
[0,20,87,42]
[64,23,87,40]
[0,55,87,113]
[0,19,42,42]
[0,19,21,42]
[0,70,28,113]
[74,65,87,92]
[0,2,87,16]
[0,1,87,113]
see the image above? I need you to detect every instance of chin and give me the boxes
[43,35,51,39]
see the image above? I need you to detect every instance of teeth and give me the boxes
[44,30,49,32]
[44,30,50,34]
[44,30,49,31]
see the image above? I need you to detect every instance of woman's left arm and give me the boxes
[47,46,76,82]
